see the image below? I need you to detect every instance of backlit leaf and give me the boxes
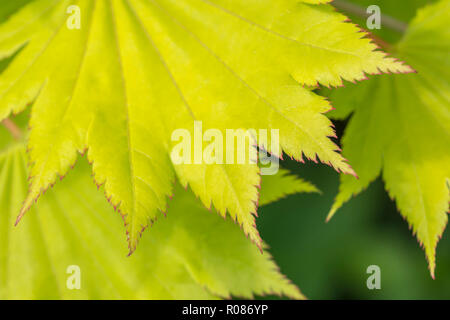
[0,0,409,251]
[328,0,450,277]
[0,139,312,299]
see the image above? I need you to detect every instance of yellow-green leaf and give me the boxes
[0,0,409,252]
[0,139,312,299]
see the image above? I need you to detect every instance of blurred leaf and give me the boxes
[259,170,319,207]
[332,0,433,43]
[0,134,312,298]
[0,0,33,23]
[328,0,450,277]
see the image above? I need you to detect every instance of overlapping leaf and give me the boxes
[0,132,317,298]
[328,0,450,277]
[0,0,410,252]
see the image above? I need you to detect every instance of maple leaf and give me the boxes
[0,135,316,299]
[0,0,410,252]
[327,0,450,278]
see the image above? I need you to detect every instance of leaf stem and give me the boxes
[332,0,408,34]
[2,119,22,140]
